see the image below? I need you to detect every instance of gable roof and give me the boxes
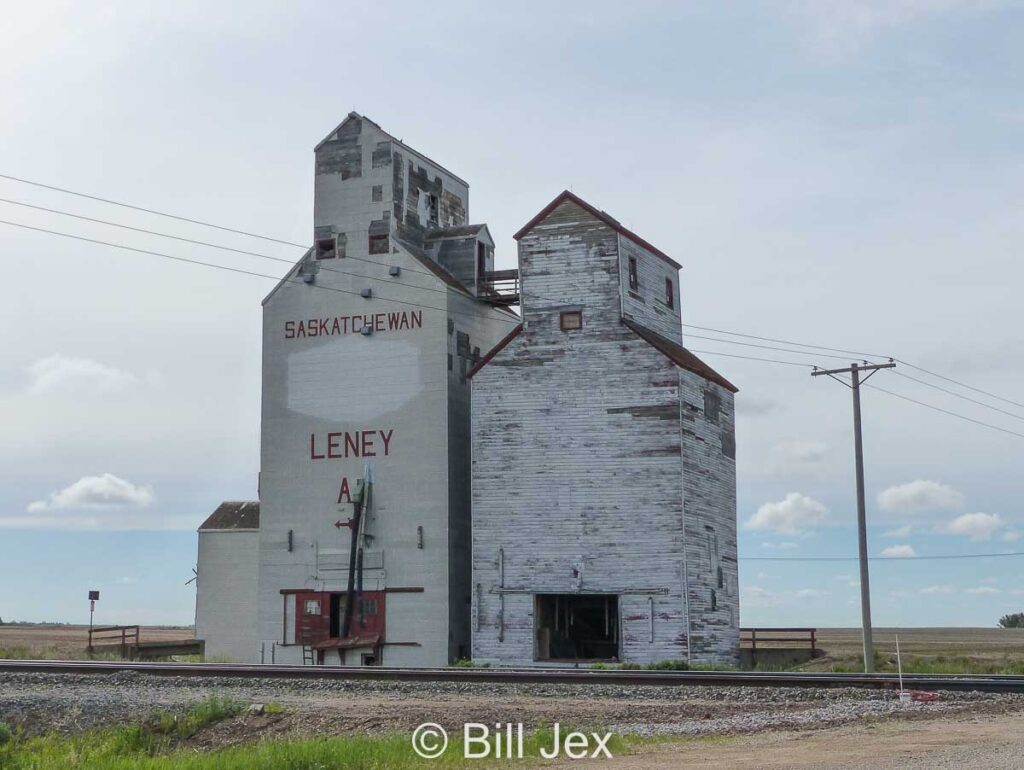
[199,501,260,532]
[622,318,738,393]
[466,323,524,379]
[314,112,469,187]
[513,190,682,271]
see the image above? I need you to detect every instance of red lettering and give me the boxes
[351,315,362,332]
[344,432,359,457]
[297,321,306,338]
[388,312,402,329]
[285,321,295,339]
[399,312,410,330]
[319,318,329,336]
[331,318,341,335]
[308,318,319,337]
[327,432,342,459]
[380,429,394,456]
[411,311,422,328]
[337,477,351,504]
[310,433,324,460]
[375,313,385,332]
[361,430,376,456]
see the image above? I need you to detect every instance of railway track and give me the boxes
[3,659,1024,693]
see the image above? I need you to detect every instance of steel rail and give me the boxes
[2,660,1024,693]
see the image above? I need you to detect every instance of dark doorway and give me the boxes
[535,594,619,661]
[329,593,347,638]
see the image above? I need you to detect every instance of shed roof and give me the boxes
[198,501,260,532]
[622,318,738,393]
[513,190,682,271]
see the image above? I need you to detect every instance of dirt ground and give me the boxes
[813,627,1024,660]
[547,711,1024,769]
[0,624,193,657]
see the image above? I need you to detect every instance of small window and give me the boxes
[369,233,389,254]
[665,277,674,308]
[628,256,638,291]
[704,388,721,424]
[315,238,336,260]
[710,589,717,612]
[304,599,321,615]
[371,185,383,202]
[560,311,583,331]
[361,653,379,666]
[717,566,724,589]
[360,598,378,616]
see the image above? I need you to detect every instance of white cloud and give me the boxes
[880,544,917,558]
[736,398,782,418]
[788,0,996,57]
[767,441,828,475]
[27,473,154,512]
[945,512,1002,541]
[746,492,829,535]
[883,524,912,538]
[116,576,139,585]
[877,480,965,515]
[796,588,831,599]
[966,586,1000,595]
[920,585,953,595]
[743,586,778,607]
[26,355,140,395]
[761,541,800,550]
[1004,530,1022,543]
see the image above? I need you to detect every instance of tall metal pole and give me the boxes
[850,364,874,673]
[812,360,895,673]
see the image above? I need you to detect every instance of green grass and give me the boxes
[829,654,1024,675]
[0,713,672,770]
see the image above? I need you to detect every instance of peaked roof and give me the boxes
[314,112,469,187]
[513,190,682,271]
[466,323,524,379]
[199,501,260,532]
[622,318,738,393]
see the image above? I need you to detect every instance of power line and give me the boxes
[896,358,1024,412]
[683,323,892,360]
[0,218,522,326]
[0,196,475,302]
[685,333,883,363]
[865,383,1024,441]
[893,370,1024,424]
[687,348,818,368]
[744,551,1024,562]
[0,172,308,248]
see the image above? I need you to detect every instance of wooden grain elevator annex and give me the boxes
[469,190,740,666]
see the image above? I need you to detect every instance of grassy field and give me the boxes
[806,627,1024,673]
[0,624,194,659]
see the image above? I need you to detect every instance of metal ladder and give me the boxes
[302,645,315,666]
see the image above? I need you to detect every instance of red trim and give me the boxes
[513,190,682,271]
[622,318,738,393]
[466,324,524,379]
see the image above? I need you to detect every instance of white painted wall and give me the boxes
[195,529,259,662]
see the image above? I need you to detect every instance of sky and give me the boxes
[1,0,1023,629]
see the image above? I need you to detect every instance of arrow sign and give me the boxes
[335,519,356,530]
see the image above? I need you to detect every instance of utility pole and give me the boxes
[812,360,895,673]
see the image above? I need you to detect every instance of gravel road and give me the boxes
[2,670,1021,743]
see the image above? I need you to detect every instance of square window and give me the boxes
[371,185,383,202]
[560,311,583,331]
[304,599,321,615]
[628,257,638,291]
[665,277,674,308]
[315,238,336,260]
[369,234,389,254]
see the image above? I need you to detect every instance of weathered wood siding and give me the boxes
[471,198,739,665]
[618,236,683,344]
